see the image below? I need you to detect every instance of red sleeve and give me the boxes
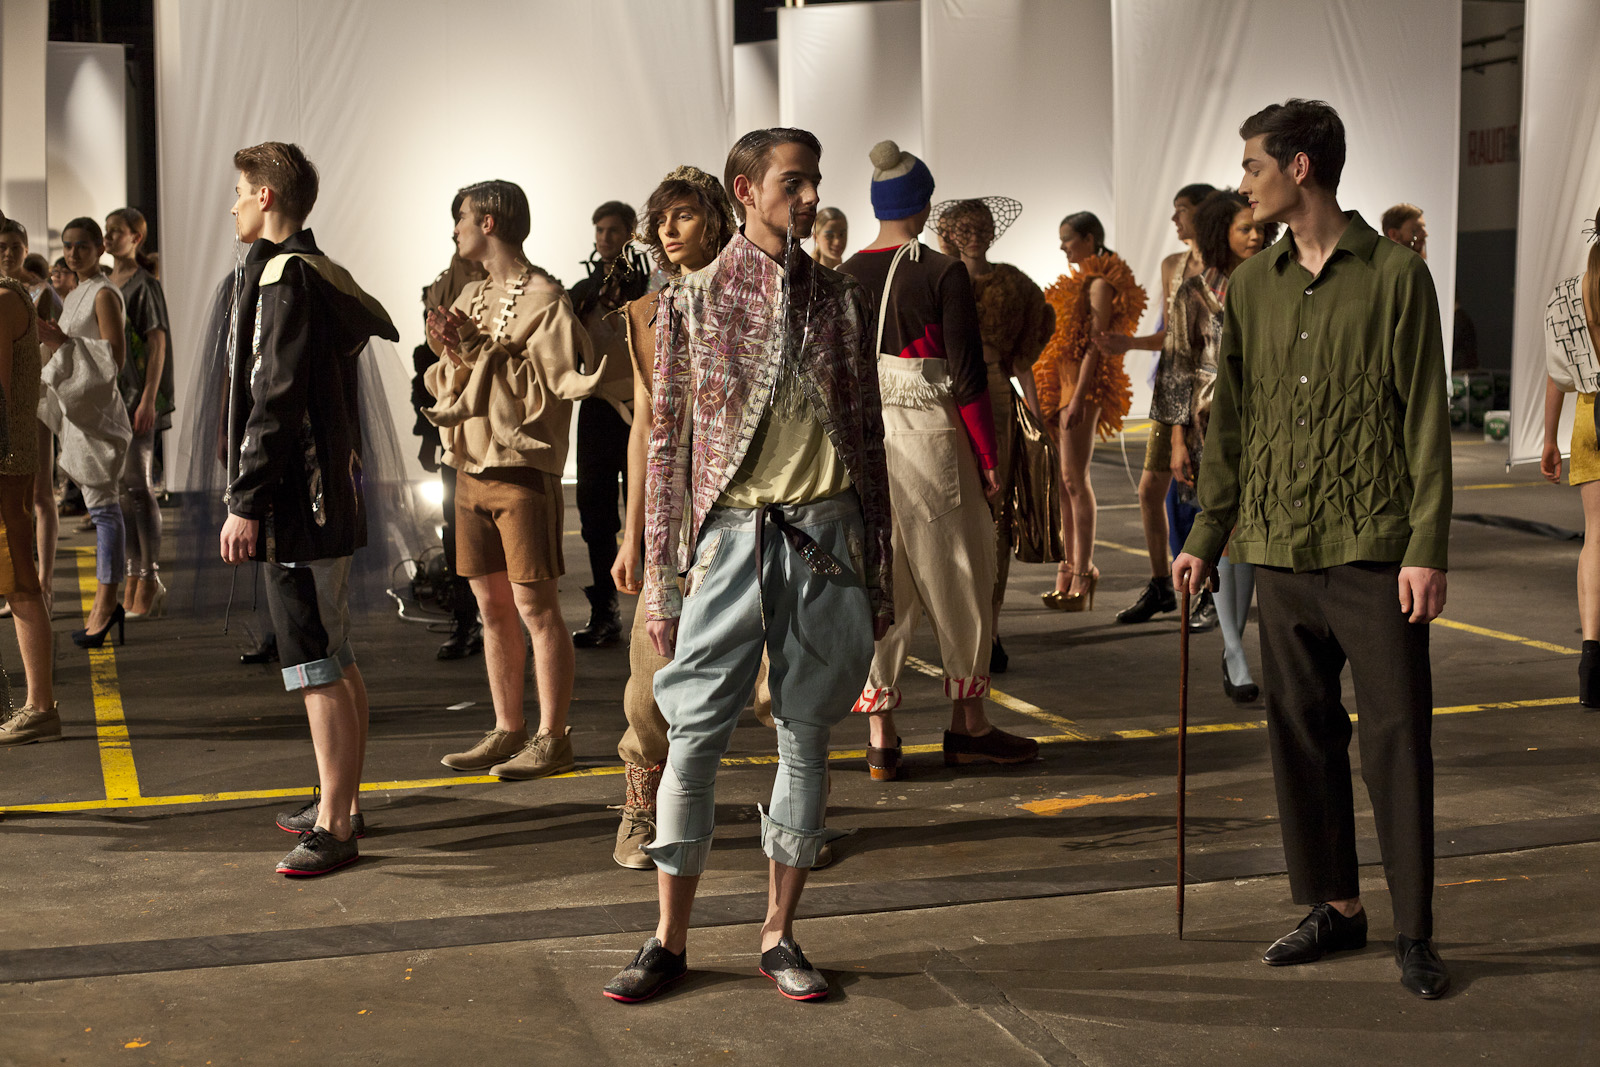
[958,394,998,470]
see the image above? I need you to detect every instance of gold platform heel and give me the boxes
[1041,563,1075,610]
[1060,567,1099,613]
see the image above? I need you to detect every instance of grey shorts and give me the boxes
[264,556,356,691]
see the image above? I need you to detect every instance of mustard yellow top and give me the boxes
[716,389,851,508]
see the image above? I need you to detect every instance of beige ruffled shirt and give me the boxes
[424,272,602,476]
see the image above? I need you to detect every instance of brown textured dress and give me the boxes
[1034,252,1148,438]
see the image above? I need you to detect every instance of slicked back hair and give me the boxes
[233,141,320,223]
[1239,99,1346,194]
[457,180,531,247]
[723,127,822,222]
[592,200,637,232]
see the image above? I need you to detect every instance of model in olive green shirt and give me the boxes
[1172,103,1451,1001]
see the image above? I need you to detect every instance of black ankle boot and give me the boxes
[1582,641,1600,710]
[1116,577,1177,624]
[572,585,622,648]
[437,614,484,661]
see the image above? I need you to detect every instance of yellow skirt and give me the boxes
[1572,393,1600,486]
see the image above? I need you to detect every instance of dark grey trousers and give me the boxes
[1254,561,1435,939]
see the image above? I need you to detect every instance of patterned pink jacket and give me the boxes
[644,234,893,624]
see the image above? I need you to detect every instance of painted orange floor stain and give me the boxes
[1018,792,1157,815]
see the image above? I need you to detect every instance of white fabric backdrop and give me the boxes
[735,41,780,136]
[1113,0,1460,410]
[156,0,734,491]
[1509,0,1600,467]
[778,1,924,256]
[921,0,1113,293]
[0,0,50,247]
[46,43,128,243]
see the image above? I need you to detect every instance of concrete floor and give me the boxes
[1,430,1597,1066]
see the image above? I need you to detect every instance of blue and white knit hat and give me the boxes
[869,140,935,221]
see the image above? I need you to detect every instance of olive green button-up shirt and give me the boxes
[1183,212,1451,572]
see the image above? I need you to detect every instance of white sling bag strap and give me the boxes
[874,240,920,358]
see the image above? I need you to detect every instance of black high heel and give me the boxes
[72,605,126,649]
[1221,653,1259,704]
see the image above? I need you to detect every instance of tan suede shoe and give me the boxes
[440,727,529,771]
[488,728,575,780]
[613,805,656,869]
[0,703,61,746]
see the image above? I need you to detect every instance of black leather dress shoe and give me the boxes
[240,635,279,665]
[1116,577,1177,624]
[437,619,483,661]
[1395,935,1450,998]
[1262,903,1368,966]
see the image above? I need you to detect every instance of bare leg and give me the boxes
[1137,468,1172,577]
[1060,409,1101,597]
[34,423,57,605]
[303,677,362,840]
[344,663,369,815]
[1580,482,1600,640]
[9,590,53,709]
[947,695,993,737]
[867,709,896,749]
[86,582,121,633]
[1051,418,1077,595]
[470,572,528,734]
[759,859,811,952]
[654,870,701,954]
[512,578,574,736]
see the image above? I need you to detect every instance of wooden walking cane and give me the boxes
[1177,587,1190,940]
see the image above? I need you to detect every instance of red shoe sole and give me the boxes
[275,819,366,839]
[276,854,359,877]
[602,970,686,1003]
[759,967,830,1001]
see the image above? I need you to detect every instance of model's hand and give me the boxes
[1094,331,1134,355]
[1170,436,1193,487]
[133,397,156,436]
[647,618,678,658]
[36,319,66,351]
[426,307,471,366]
[1172,552,1211,596]
[219,514,259,565]
[980,467,1001,500]
[611,542,642,596]
[1541,441,1563,484]
[1398,566,1447,624]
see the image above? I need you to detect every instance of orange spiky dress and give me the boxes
[1034,252,1148,439]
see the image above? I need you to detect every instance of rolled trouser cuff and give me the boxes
[759,805,829,869]
[943,675,990,700]
[281,641,356,691]
[639,833,714,877]
[852,687,901,714]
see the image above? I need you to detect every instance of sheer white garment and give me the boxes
[39,274,132,503]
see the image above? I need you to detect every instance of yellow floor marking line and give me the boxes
[903,655,1095,740]
[71,546,141,801]
[1092,538,1148,559]
[1017,792,1156,815]
[0,680,1574,818]
[1433,618,1580,655]
[1456,482,1548,490]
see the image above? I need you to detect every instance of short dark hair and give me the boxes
[24,253,49,277]
[1239,99,1346,193]
[723,127,822,222]
[0,217,25,243]
[233,141,320,222]
[457,180,531,247]
[592,200,637,231]
[63,217,104,244]
[1175,183,1218,208]
[1060,211,1109,256]
[640,173,737,274]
